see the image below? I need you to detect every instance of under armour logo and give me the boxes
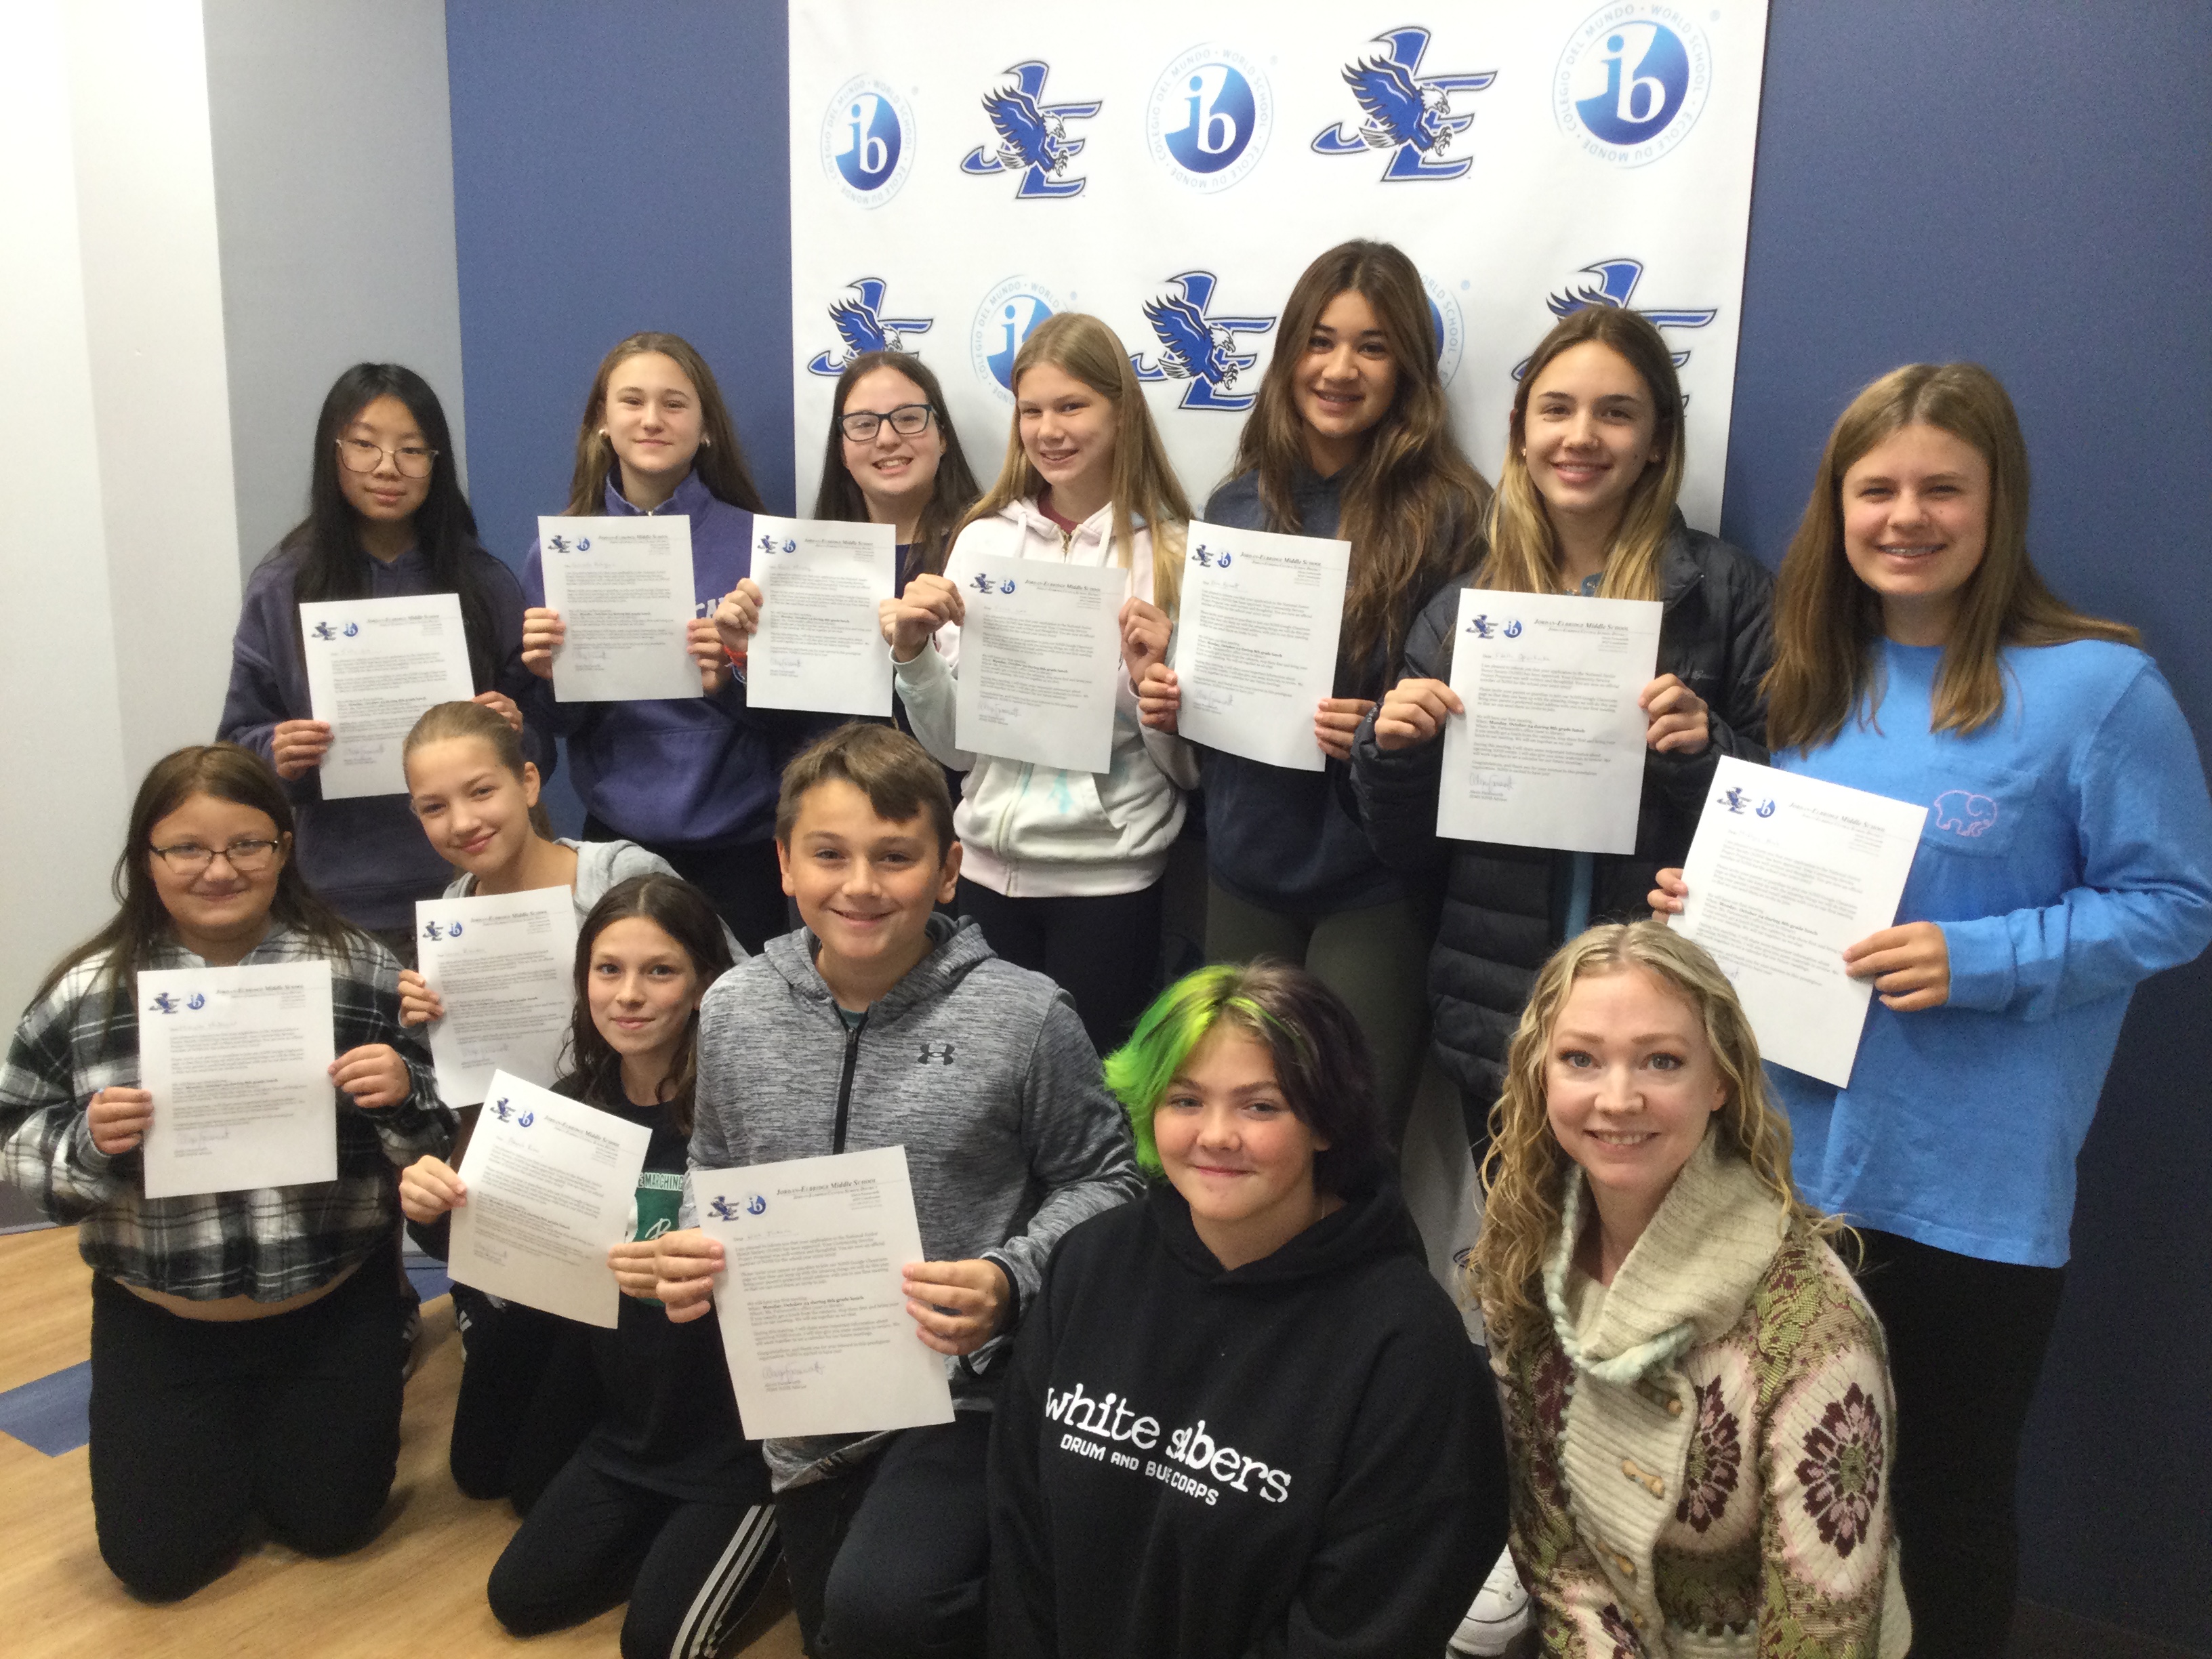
[916,1042,956,1065]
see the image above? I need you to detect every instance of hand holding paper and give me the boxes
[1672,756,1927,1086]
[300,594,476,799]
[539,516,703,703]
[743,516,897,716]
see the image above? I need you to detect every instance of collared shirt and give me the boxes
[0,925,452,1301]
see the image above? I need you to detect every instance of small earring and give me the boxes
[598,429,610,441]
[700,435,712,447]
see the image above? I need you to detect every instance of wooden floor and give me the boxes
[0,1226,804,1659]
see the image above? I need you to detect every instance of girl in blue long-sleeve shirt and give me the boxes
[520,332,815,953]
[1655,362,2212,1656]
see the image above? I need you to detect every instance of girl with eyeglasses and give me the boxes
[219,363,538,962]
[812,349,981,589]
[0,743,451,1601]
[522,333,813,954]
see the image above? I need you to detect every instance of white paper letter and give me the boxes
[300,594,476,800]
[416,888,580,1107]
[539,516,703,703]
[951,558,1122,775]
[745,516,897,716]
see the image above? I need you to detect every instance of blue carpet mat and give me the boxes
[0,1361,91,1457]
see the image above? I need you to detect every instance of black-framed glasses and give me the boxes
[838,403,933,443]
[149,838,283,875]
[335,436,438,478]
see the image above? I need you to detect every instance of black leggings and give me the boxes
[488,1453,781,1659]
[955,878,1163,1057]
[586,816,792,955]
[775,1414,991,1658]
[87,1246,403,1600]
[447,1286,600,1511]
[1851,1229,2067,1658]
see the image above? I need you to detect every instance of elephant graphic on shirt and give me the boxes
[1932,790,2000,838]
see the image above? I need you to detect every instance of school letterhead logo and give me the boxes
[806,279,934,378]
[148,991,206,1015]
[1464,613,1522,640]
[821,75,916,207]
[1311,26,1495,181]
[1555,5,1712,167]
[1130,272,1277,413]
[1719,785,1776,817]
[708,1193,766,1221]
[1189,543,1233,570]
[968,571,1018,596]
[486,1097,535,1128]
[421,919,462,942]
[1147,44,1271,192]
[756,532,799,558]
[970,276,1060,399]
[1513,258,1718,379]
[545,533,592,555]
[960,62,1099,200]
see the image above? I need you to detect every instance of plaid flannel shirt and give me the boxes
[0,926,453,1301]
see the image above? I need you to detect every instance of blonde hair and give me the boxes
[1471,921,1840,1354]
[959,312,1193,613]
[1477,308,1685,603]
[1765,362,2137,751]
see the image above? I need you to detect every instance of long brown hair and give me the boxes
[1765,362,2137,750]
[36,745,367,1012]
[1477,308,1683,602]
[1227,239,1489,676]
[564,332,765,515]
[1472,922,1839,1355]
[811,350,982,582]
[565,874,735,1137]
[957,312,1193,614]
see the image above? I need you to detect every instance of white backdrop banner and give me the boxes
[787,2,1767,531]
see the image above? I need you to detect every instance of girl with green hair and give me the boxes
[989,960,1508,1656]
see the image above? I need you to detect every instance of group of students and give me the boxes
[2,233,2209,1659]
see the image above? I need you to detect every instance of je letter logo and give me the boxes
[1513,259,1717,380]
[1130,272,1277,412]
[1555,6,1712,167]
[806,278,933,377]
[1147,45,1270,192]
[150,991,205,1014]
[821,76,915,207]
[970,277,1059,398]
[960,62,1099,199]
[487,1097,533,1126]
[1312,27,1495,180]
[1190,544,1233,569]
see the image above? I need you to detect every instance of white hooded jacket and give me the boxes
[893,497,1197,897]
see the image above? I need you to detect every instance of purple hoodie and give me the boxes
[520,472,821,853]
[218,542,538,931]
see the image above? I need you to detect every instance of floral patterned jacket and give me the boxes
[1492,1132,1910,1658]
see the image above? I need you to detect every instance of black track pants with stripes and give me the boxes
[488,1453,780,1659]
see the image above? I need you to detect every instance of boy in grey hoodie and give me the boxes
[653,723,1141,1659]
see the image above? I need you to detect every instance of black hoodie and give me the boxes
[987,1174,1508,1658]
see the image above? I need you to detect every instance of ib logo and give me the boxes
[150,991,206,1015]
[806,278,932,377]
[1146,44,1271,192]
[969,572,1017,596]
[1719,787,1776,817]
[757,533,799,558]
[960,62,1099,200]
[1312,26,1495,181]
[421,919,462,942]
[970,276,1059,399]
[1513,258,1717,380]
[487,1097,535,1128]
[1131,272,1276,413]
[1190,544,1233,570]
[821,75,915,207]
[1464,614,1521,640]
[1555,5,1712,167]
[545,534,592,555]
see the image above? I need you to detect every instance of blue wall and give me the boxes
[447,4,2210,1643]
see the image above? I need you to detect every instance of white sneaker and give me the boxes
[1448,1545,1531,1655]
